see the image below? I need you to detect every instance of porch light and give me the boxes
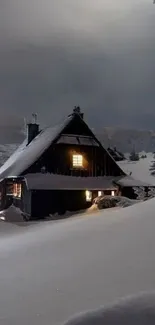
[73,154,83,167]
[85,190,92,202]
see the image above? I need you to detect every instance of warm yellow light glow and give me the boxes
[85,190,92,202]
[111,190,115,196]
[98,191,103,197]
[73,154,83,167]
[13,183,21,198]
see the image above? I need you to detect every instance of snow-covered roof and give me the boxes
[24,174,117,190]
[115,176,153,187]
[0,139,27,181]
[0,115,73,179]
[23,174,154,190]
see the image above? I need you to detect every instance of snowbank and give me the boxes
[0,206,24,223]
[0,198,154,324]
[0,206,27,236]
[64,292,155,325]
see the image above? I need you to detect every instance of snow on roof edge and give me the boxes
[0,115,73,179]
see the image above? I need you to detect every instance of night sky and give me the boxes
[0,0,155,130]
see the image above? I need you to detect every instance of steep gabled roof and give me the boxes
[107,147,125,161]
[115,176,152,187]
[0,112,125,179]
[0,115,73,179]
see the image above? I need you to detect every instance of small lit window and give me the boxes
[98,191,103,197]
[13,183,21,198]
[72,154,83,167]
[111,190,115,197]
[85,190,92,202]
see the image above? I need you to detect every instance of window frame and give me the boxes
[72,154,83,168]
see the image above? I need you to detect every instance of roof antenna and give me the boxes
[32,113,37,124]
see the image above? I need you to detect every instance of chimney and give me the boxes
[73,106,84,119]
[27,113,39,145]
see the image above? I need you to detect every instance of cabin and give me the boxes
[0,107,154,220]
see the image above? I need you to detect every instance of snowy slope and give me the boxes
[118,153,155,185]
[0,198,155,324]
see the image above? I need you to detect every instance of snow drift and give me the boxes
[64,292,155,325]
[0,198,155,324]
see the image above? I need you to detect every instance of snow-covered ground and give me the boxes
[0,198,155,324]
[118,153,155,185]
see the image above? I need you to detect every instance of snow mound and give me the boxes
[1,196,155,324]
[0,206,24,222]
[64,292,155,325]
[94,195,139,210]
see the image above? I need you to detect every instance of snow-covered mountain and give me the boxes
[1,125,155,168]
[97,128,155,153]
[1,120,155,164]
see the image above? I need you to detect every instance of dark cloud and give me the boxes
[0,0,155,131]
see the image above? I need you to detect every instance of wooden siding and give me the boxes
[23,143,123,177]
[30,190,91,219]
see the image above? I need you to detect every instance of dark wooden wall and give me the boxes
[21,189,91,219]
[23,143,123,177]
[0,179,13,211]
[15,188,118,220]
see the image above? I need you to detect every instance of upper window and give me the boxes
[72,154,83,168]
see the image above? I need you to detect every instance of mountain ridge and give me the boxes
[1,126,155,154]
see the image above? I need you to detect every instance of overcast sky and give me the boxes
[0,0,155,130]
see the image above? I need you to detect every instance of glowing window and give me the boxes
[111,190,115,197]
[85,190,92,202]
[72,154,83,167]
[13,183,21,198]
[98,191,103,197]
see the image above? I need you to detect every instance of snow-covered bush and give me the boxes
[129,150,139,161]
[94,196,139,210]
[149,154,155,175]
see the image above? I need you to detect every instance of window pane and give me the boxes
[85,190,92,202]
[72,155,83,167]
[13,183,21,198]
